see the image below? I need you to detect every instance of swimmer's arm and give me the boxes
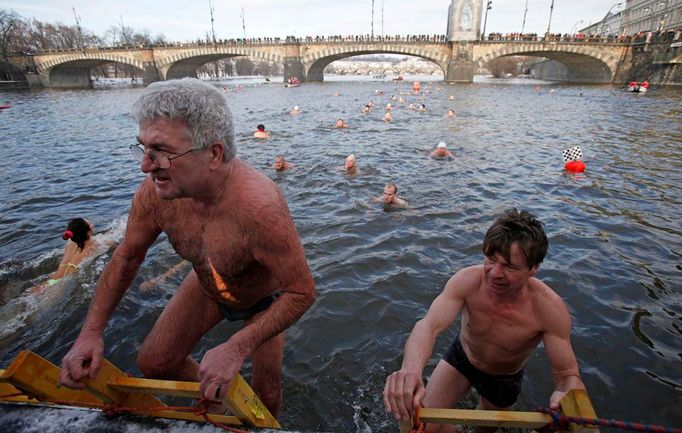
[400,269,471,374]
[79,184,162,335]
[228,190,316,359]
[542,293,585,409]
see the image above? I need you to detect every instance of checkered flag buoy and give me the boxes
[562,146,586,173]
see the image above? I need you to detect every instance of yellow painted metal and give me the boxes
[0,373,34,403]
[559,389,598,433]
[393,389,598,432]
[0,351,273,427]
[418,408,553,428]
[0,351,102,404]
[108,374,280,428]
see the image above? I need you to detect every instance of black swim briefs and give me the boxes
[443,334,524,408]
[217,291,282,322]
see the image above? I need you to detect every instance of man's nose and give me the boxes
[490,263,504,277]
[140,154,156,173]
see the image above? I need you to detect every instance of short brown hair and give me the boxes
[482,208,548,269]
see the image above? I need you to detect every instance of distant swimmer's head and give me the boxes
[383,183,398,204]
[335,119,346,128]
[294,106,300,111]
[438,142,447,149]
[63,217,93,250]
[345,154,357,170]
[447,110,455,117]
[131,78,235,162]
[257,124,265,132]
[274,155,287,171]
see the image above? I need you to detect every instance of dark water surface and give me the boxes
[0,76,681,432]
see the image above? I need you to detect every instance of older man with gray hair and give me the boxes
[59,78,316,416]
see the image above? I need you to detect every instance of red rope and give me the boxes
[537,408,682,433]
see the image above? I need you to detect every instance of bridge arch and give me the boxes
[156,46,284,80]
[35,53,146,88]
[302,44,450,81]
[474,43,620,83]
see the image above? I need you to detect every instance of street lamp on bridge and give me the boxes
[481,0,492,41]
[600,2,623,36]
[545,0,555,39]
[208,0,216,45]
[570,19,584,35]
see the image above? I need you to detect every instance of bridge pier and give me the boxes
[142,63,161,85]
[445,42,476,83]
[282,43,306,82]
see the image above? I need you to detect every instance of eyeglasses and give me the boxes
[130,144,195,169]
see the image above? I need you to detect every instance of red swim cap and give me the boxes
[63,230,74,240]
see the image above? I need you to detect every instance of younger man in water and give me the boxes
[59,78,316,416]
[384,209,585,431]
[374,183,408,208]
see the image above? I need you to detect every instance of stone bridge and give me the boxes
[7,39,635,88]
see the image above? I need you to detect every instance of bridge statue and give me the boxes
[447,0,484,41]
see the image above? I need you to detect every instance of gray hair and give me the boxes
[131,78,236,161]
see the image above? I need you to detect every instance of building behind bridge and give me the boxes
[580,0,682,36]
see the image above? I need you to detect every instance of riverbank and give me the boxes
[0,81,29,90]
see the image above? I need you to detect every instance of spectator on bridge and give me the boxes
[335,119,349,129]
[253,124,271,139]
[290,105,301,115]
[431,142,454,159]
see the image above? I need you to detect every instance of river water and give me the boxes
[0,75,680,432]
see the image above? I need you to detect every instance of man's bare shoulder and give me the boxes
[231,161,288,221]
[132,178,160,212]
[529,278,571,328]
[444,265,484,297]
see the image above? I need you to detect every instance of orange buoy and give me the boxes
[565,160,586,173]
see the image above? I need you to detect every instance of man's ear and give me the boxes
[529,265,539,277]
[209,142,225,168]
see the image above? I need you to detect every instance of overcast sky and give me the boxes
[2,0,624,41]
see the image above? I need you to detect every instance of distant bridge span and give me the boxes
[8,39,633,88]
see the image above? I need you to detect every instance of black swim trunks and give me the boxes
[217,291,282,322]
[443,335,524,408]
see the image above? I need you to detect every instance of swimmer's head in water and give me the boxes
[64,218,93,250]
[345,154,357,169]
[293,106,300,111]
[257,124,265,131]
[383,183,398,203]
[274,155,286,170]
